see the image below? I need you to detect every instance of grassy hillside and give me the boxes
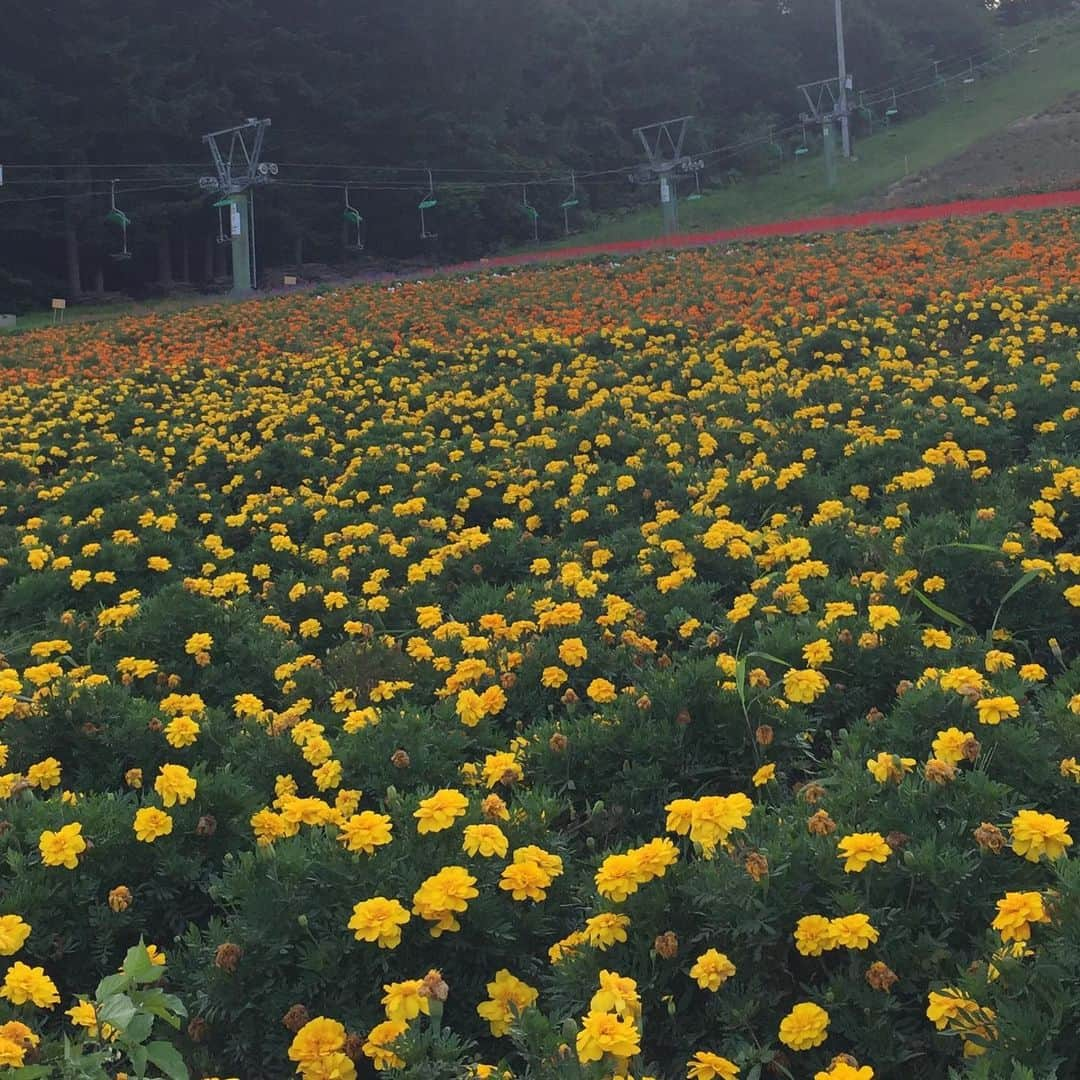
[547,14,1080,248]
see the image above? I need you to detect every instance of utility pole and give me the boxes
[631,116,694,237]
[199,118,277,295]
[834,0,851,158]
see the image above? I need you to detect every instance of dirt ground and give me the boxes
[883,91,1080,207]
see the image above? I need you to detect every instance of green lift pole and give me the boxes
[213,193,253,295]
[230,192,252,295]
[822,119,838,189]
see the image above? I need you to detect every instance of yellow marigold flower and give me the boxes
[586,677,617,703]
[932,727,975,765]
[794,915,836,957]
[751,763,776,787]
[802,639,832,667]
[288,1015,346,1066]
[154,764,197,807]
[1,962,60,1008]
[939,666,984,694]
[865,752,916,784]
[483,751,523,788]
[689,948,736,991]
[1060,758,1080,782]
[778,1001,829,1050]
[414,788,469,834]
[926,988,983,1030]
[337,811,393,855]
[1017,663,1046,682]
[831,913,879,950]
[1010,809,1072,862]
[665,797,696,835]
[348,897,411,948]
[991,891,1050,942]
[133,807,173,843]
[595,852,643,902]
[343,706,380,732]
[499,860,552,901]
[866,605,900,631]
[184,632,213,656]
[921,628,952,649]
[0,1019,39,1067]
[541,666,568,688]
[164,716,200,748]
[822,601,857,624]
[0,915,31,956]
[26,757,61,790]
[476,969,538,1036]
[686,793,753,856]
[816,1063,873,1080]
[66,999,115,1040]
[362,1019,407,1071]
[783,668,829,704]
[975,696,1020,725]
[463,823,509,858]
[411,866,478,936]
[837,832,890,873]
[381,979,430,1023]
[312,759,342,791]
[558,638,588,667]
[687,1051,740,1080]
[575,1008,641,1063]
[583,912,630,948]
[590,969,640,1019]
[38,822,87,869]
[456,689,486,727]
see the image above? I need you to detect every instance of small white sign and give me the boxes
[51,298,67,310]
[660,177,672,204]
[230,203,242,238]
[283,275,298,286]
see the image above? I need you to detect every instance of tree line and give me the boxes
[0,0,1065,308]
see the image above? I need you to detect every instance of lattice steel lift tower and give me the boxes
[200,118,277,294]
[632,116,694,237]
[796,77,852,188]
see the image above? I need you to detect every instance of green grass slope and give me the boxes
[546,15,1080,249]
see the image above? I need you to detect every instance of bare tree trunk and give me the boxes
[214,238,228,281]
[63,197,83,299]
[180,231,190,283]
[93,266,105,300]
[203,231,214,283]
[293,234,304,267]
[157,230,173,287]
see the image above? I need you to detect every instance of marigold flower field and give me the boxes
[0,211,1077,1080]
